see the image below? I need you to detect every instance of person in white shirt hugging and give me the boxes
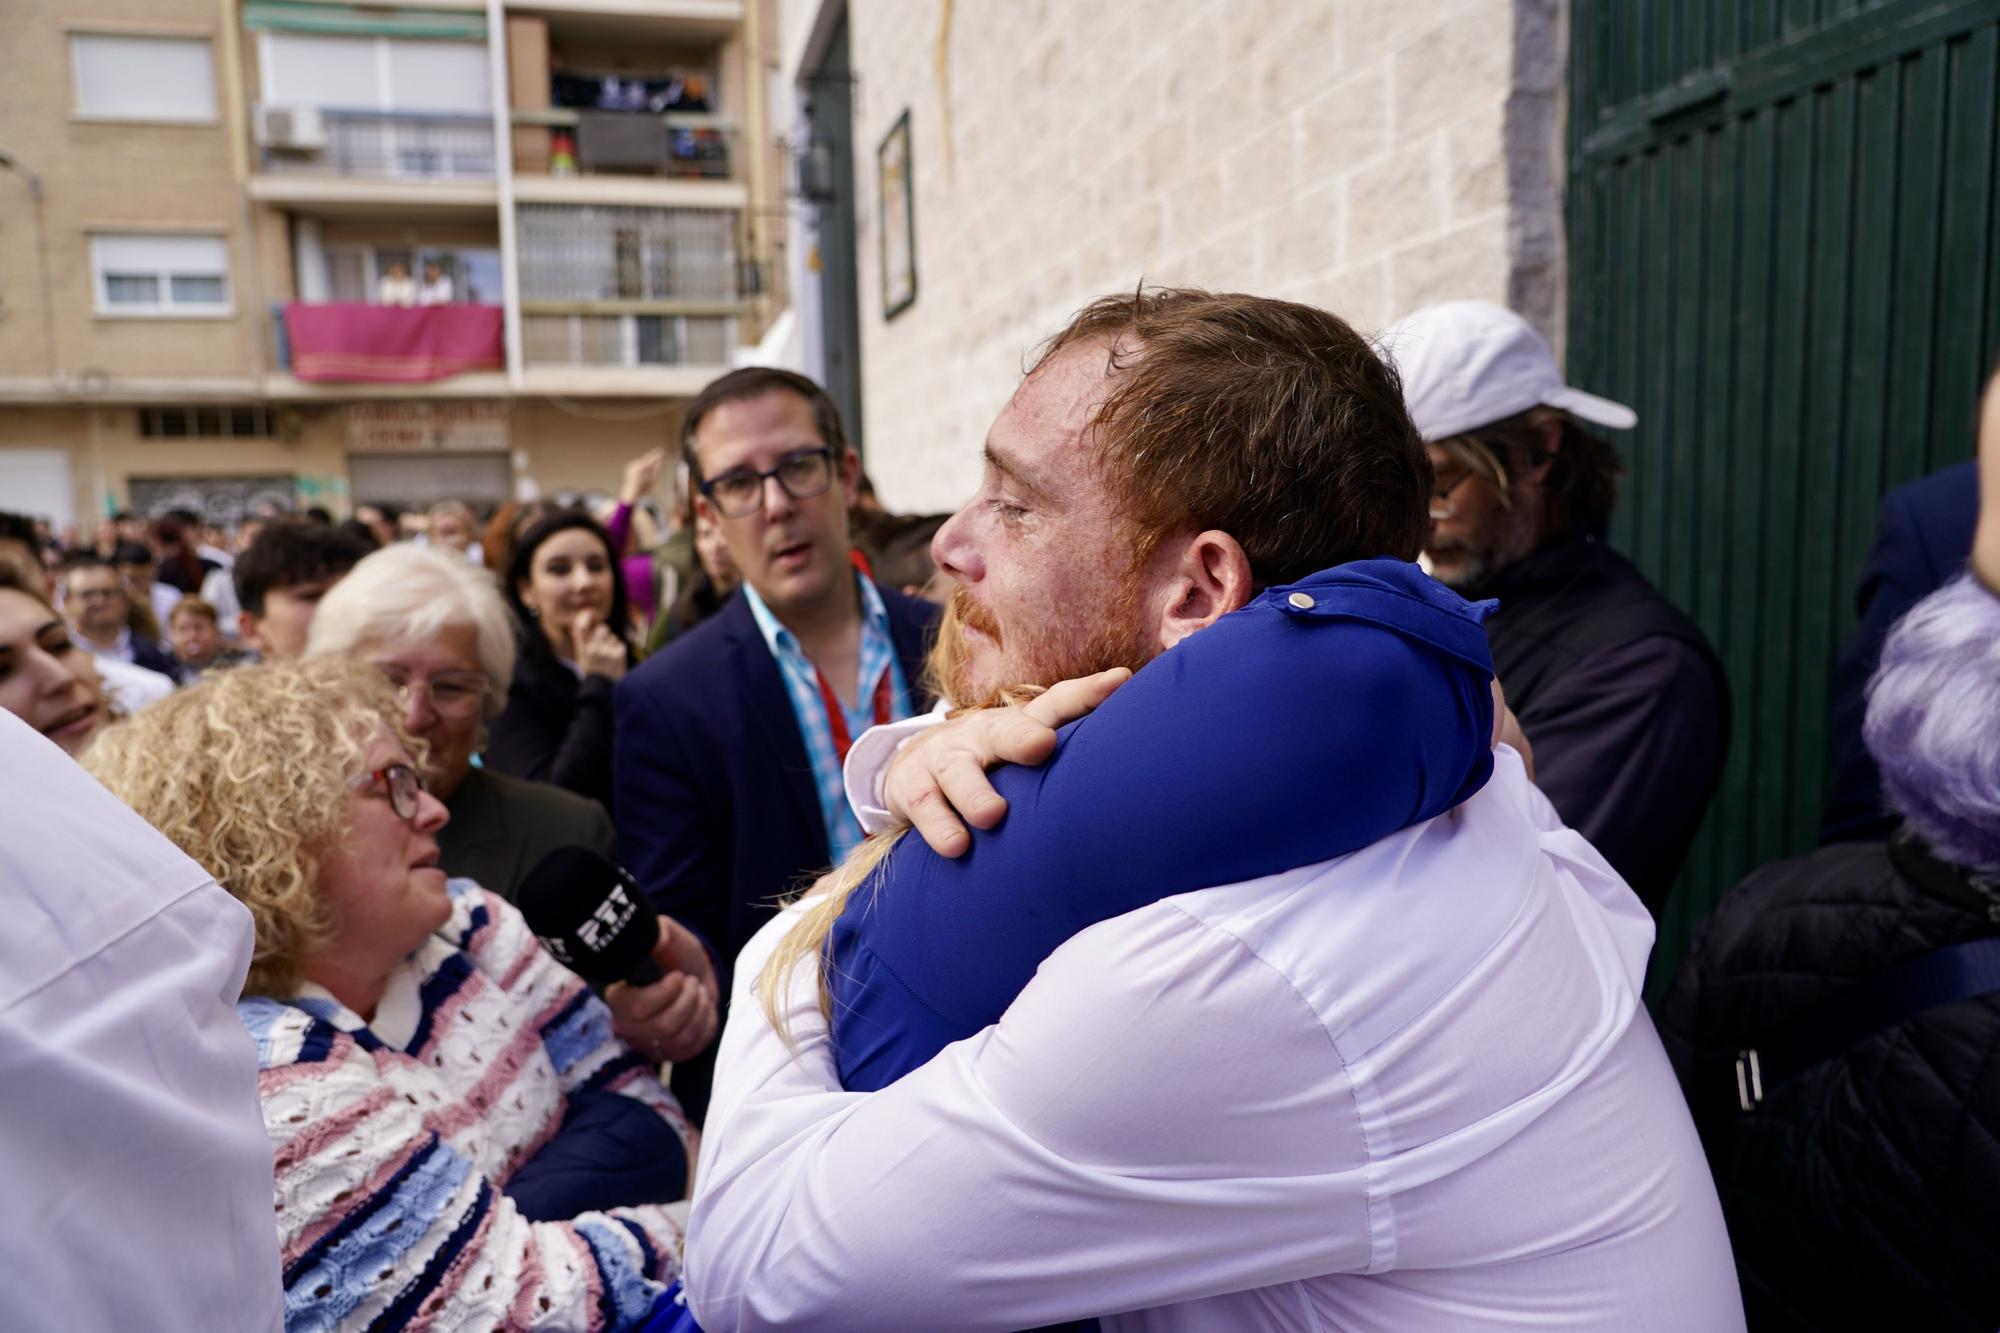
[683,289,1743,1331]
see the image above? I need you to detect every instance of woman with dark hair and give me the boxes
[486,509,633,804]
[152,514,218,595]
[0,562,110,755]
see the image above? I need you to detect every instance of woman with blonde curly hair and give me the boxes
[85,657,697,1332]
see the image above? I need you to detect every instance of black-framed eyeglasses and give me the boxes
[352,762,428,823]
[699,447,835,519]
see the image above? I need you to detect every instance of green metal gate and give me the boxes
[1566,0,2000,994]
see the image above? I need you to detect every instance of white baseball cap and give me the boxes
[1381,300,1637,443]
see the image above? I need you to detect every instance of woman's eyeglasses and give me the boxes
[377,666,491,719]
[353,762,428,822]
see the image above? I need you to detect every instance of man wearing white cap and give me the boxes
[1384,300,1728,916]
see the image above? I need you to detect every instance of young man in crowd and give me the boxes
[614,367,938,1119]
[1384,300,1729,917]
[233,519,371,660]
[60,556,181,683]
[684,290,1741,1330]
[113,543,180,631]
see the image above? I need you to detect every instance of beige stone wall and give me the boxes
[817,0,1558,513]
[0,406,347,526]
[0,0,264,387]
[510,399,684,499]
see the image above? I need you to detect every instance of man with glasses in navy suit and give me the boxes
[614,367,938,1120]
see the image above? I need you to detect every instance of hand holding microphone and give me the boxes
[604,920,718,1064]
[517,846,719,1064]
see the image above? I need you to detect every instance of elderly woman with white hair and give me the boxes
[306,542,612,899]
[1660,568,2000,1332]
[308,543,718,1066]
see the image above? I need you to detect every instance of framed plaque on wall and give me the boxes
[878,109,917,320]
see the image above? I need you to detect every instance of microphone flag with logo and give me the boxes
[516,845,665,987]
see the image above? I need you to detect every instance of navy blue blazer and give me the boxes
[612,582,938,984]
[1821,461,1978,845]
[129,635,186,684]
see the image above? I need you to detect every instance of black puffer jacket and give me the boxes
[1658,835,2000,1332]
[1473,535,1729,915]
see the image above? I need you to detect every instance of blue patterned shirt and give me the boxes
[743,573,913,862]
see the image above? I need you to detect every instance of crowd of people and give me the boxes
[2,288,1997,1332]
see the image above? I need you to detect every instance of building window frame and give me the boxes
[253,31,490,114]
[68,30,219,125]
[89,233,234,319]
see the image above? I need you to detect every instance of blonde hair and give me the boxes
[306,543,518,712]
[83,657,423,997]
[757,594,1040,1041]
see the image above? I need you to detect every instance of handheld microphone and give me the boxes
[516,845,665,988]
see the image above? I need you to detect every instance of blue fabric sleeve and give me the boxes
[502,1088,689,1222]
[829,559,1497,1092]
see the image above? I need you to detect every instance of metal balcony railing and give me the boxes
[511,110,737,181]
[260,109,496,182]
[520,311,738,369]
[516,204,740,367]
[516,204,738,302]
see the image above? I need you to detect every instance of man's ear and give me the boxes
[237,611,267,656]
[838,447,862,507]
[1155,530,1254,652]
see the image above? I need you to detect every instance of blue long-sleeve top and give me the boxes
[826,558,1500,1093]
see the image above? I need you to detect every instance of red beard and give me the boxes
[939,573,1154,710]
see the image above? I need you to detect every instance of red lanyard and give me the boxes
[815,665,894,764]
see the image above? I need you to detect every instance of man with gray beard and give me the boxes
[1384,300,1729,917]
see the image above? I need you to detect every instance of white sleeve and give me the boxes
[684,899,1371,1332]
[839,703,948,833]
[0,711,284,1332]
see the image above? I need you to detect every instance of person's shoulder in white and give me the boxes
[0,710,284,1332]
[149,581,182,627]
[689,748,1744,1332]
[94,654,177,708]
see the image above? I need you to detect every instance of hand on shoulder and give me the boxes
[882,668,1130,855]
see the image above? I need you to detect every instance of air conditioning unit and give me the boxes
[254,105,328,152]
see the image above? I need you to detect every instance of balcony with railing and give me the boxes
[516,202,741,380]
[258,107,497,181]
[512,108,737,184]
[505,12,744,205]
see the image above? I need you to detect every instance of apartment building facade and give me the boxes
[0,0,783,530]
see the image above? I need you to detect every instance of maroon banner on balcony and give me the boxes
[283,302,504,383]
